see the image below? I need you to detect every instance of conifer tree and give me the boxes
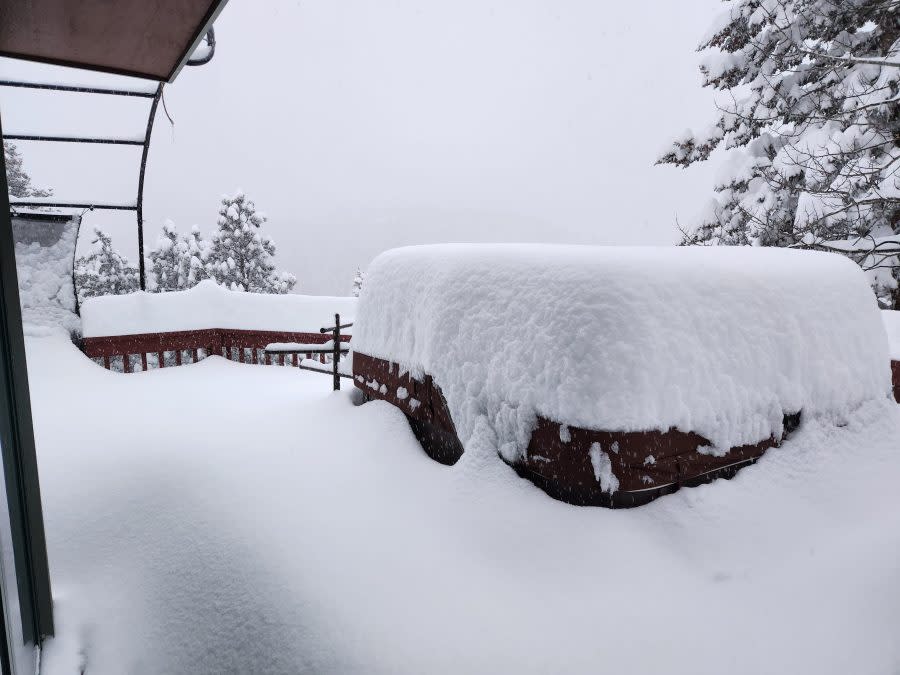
[74,228,140,303]
[180,225,209,288]
[205,191,296,293]
[148,221,209,292]
[4,142,52,198]
[149,221,182,292]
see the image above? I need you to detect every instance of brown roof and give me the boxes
[0,0,228,82]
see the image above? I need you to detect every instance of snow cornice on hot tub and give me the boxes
[351,244,894,507]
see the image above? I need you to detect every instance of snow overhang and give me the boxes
[0,0,229,82]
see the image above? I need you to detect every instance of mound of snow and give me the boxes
[884,311,900,360]
[81,280,356,337]
[353,244,891,457]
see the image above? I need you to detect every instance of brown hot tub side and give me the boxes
[892,360,900,403]
[353,352,799,508]
[353,352,463,465]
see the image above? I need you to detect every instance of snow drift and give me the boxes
[353,244,892,458]
[81,279,357,337]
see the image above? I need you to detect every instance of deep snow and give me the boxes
[354,245,891,460]
[80,279,356,337]
[25,330,900,675]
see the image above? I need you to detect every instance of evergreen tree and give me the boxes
[659,0,900,308]
[149,221,182,292]
[180,225,210,288]
[74,228,140,303]
[351,267,366,297]
[4,142,52,198]
[148,221,209,292]
[205,191,297,293]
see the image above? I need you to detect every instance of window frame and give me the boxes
[0,112,55,650]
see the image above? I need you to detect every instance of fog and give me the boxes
[1,0,722,295]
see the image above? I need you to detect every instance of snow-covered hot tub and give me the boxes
[352,245,893,507]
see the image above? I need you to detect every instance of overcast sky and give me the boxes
[2,0,723,295]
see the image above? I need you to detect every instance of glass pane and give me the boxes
[0,439,38,675]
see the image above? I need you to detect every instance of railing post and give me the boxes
[333,313,341,391]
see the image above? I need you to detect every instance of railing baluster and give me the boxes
[83,328,352,376]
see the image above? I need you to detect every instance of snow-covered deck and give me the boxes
[26,332,900,674]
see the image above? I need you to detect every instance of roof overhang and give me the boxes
[0,0,229,82]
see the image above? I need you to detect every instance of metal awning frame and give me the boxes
[2,25,218,291]
[2,77,164,290]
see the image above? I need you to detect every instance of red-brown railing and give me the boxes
[83,328,351,373]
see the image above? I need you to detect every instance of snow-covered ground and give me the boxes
[25,329,900,674]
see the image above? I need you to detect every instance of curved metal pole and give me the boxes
[185,28,216,67]
[136,83,163,291]
[71,215,84,316]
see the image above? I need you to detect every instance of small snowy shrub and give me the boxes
[73,228,139,304]
[204,191,297,294]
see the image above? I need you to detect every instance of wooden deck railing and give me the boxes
[83,328,351,373]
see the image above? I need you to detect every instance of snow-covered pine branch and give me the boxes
[658,0,900,308]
